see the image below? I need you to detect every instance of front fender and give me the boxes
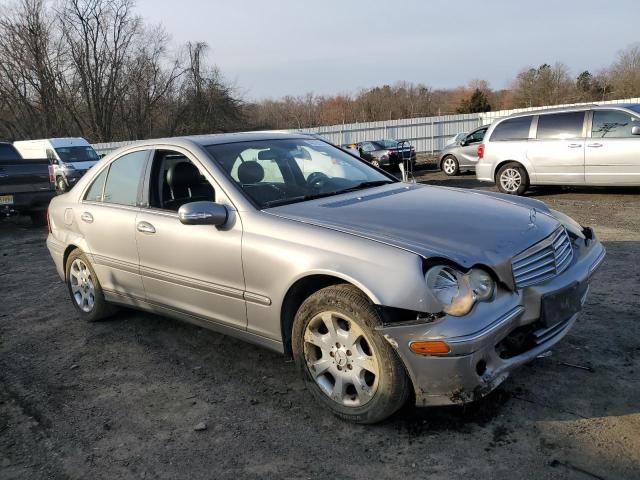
[240,212,438,341]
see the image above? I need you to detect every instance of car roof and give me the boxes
[503,103,640,119]
[127,131,312,149]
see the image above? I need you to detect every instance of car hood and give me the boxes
[266,183,560,289]
[66,161,97,170]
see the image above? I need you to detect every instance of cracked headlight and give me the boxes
[425,265,495,316]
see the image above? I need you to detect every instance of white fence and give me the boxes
[92,97,640,155]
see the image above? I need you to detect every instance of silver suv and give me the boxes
[476,103,640,195]
[46,132,605,423]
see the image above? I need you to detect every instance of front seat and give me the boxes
[165,162,210,210]
[236,161,283,205]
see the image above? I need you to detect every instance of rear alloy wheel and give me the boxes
[65,249,116,321]
[292,284,410,424]
[442,155,459,176]
[371,159,381,168]
[496,162,529,195]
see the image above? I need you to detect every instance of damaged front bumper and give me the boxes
[378,229,606,407]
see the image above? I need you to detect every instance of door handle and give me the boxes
[587,143,603,148]
[80,212,93,223]
[137,221,156,234]
[567,143,582,148]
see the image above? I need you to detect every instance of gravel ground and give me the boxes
[1,169,639,480]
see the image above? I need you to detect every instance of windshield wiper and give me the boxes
[335,180,395,194]
[262,180,395,209]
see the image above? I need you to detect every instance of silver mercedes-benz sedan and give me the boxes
[46,132,606,423]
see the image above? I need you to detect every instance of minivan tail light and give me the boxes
[477,143,485,160]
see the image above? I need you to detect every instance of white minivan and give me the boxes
[13,137,99,193]
[476,103,640,195]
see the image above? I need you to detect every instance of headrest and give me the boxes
[167,162,200,189]
[237,161,264,184]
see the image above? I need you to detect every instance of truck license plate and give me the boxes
[0,195,14,205]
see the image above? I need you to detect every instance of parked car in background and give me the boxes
[345,139,416,169]
[14,137,99,193]
[476,104,640,195]
[439,125,489,176]
[445,132,468,147]
[339,144,361,157]
[0,142,55,224]
[46,131,605,423]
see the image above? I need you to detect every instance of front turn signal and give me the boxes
[410,340,451,355]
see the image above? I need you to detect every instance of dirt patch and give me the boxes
[1,174,639,479]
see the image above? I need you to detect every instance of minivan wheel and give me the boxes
[497,162,529,195]
[56,177,67,194]
[292,284,410,424]
[65,249,116,321]
[442,155,459,176]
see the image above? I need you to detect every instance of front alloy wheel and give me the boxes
[442,156,459,176]
[304,311,379,407]
[292,284,410,423]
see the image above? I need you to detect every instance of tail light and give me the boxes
[48,165,55,186]
[477,143,485,160]
[46,209,52,234]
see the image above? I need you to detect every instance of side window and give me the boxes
[84,168,108,202]
[102,150,148,206]
[466,128,487,144]
[148,150,215,212]
[592,110,640,138]
[537,112,585,140]
[490,116,532,141]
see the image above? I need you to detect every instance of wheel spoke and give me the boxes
[309,358,332,378]
[331,375,345,400]
[351,374,374,400]
[320,312,338,338]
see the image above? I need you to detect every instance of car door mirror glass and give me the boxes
[178,201,228,226]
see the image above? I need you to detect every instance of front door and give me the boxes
[458,127,487,168]
[586,109,640,185]
[77,149,151,300]
[527,111,586,184]
[135,148,246,329]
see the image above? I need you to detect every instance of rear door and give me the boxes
[527,111,586,184]
[586,109,640,185]
[77,149,151,300]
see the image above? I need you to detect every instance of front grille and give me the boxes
[512,227,573,288]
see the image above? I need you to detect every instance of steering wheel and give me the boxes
[306,172,329,189]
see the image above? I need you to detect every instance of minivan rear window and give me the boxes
[490,116,532,141]
[536,112,585,140]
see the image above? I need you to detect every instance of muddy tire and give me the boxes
[292,284,410,424]
[65,249,116,322]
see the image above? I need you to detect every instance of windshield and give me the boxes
[375,139,398,148]
[55,146,99,163]
[205,138,396,208]
[626,104,640,115]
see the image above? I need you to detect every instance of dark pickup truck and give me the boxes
[0,142,55,225]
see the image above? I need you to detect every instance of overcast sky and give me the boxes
[136,0,639,100]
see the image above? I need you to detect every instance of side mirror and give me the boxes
[178,201,228,226]
[459,139,468,147]
[632,126,640,135]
